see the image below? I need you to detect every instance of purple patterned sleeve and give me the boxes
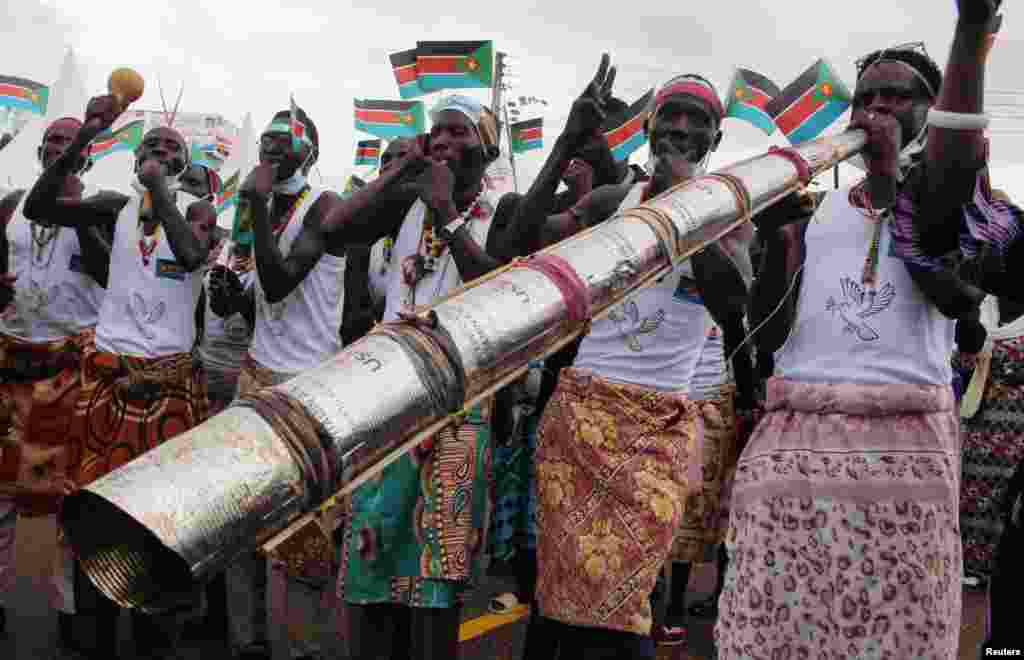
[888,172,1024,271]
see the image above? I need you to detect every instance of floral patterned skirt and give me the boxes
[534,368,699,636]
[671,385,738,563]
[715,377,962,660]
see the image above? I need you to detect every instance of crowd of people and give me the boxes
[1,1,1023,659]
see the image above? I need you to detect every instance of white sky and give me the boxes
[4,0,1024,199]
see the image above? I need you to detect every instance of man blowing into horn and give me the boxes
[716,2,1020,658]
[23,93,215,660]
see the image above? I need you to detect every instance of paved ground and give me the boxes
[0,516,995,659]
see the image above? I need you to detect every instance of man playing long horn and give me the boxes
[23,94,215,660]
[716,3,1017,658]
[504,68,753,658]
[336,94,515,660]
[0,116,105,647]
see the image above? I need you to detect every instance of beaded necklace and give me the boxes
[418,189,485,272]
[270,187,311,243]
[849,180,888,292]
[137,220,162,267]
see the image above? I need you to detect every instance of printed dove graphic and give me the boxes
[128,292,166,339]
[825,277,895,342]
[608,300,666,352]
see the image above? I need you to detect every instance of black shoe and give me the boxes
[236,643,272,660]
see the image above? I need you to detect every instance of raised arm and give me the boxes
[492,55,617,261]
[24,95,125,227]
[921,2,1002,220]
[538,182,633,249]
[139,160,212,272]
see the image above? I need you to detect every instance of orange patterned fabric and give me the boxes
[72,346,208,486]
[534,368,699,635]
[0,329,93,515]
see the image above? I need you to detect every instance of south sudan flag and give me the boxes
[766,59,851,145]
[89,120,144,161]
[510,118,543,153]
[724,68,780,135]
[216,170,240,213]
[602,89,653,162]
[354,99,425,140]
[355,139,381,167]
[390,49,426,99]
[416,41,494,92]
[0,75,49,115]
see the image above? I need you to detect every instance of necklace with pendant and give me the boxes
[29,222,60,269]
[138,220,162,267]
[849,181,888,293]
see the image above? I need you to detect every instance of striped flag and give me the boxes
[510,118,543,153]
[354,99,425,140]
[216,170,240,213]
[0,75,48,115]
[390,49,426,99]
[766,59,851,145]
[723,68,781,135]
[290,94,308,152]
[89,120,144,161]
[416,41,494,92]
[355,139,381,167]
[602,89,654,162]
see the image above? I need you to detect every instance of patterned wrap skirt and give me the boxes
[715,377,962,660]
[338,400,494,609]
[534,368,700,636]
[671,384,739,563]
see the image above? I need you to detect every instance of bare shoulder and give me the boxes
[1,190,26,224]
[584,182,634,221]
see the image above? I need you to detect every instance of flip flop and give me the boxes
[653,624,687,646]
[489,592,520,614]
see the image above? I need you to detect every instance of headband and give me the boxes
[859,58,937,98]
[263,120,314,147]
[653,77,724,122]
[429,95,499,151]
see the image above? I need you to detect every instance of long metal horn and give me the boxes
[60,129,867,613]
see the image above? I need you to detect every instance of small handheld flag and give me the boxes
[390,49,426,99]
[766,59,852,145]
[510,118,543,153]
[216,170,240,213]
[416,41,494,93]
[289,94,306,153]
[89,120,145,161]
[355,139,382,167]
[602,89,654,162]
[723,68,781,135]
[0,75,49,115]
[354,99,425,140]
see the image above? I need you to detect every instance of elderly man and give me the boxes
[24,94,214,660]
[716,4,1017,659]
[337,94,515,660]
[0,116,105,647]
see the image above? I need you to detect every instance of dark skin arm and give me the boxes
[748,220,809,355]
[493,55,617,261]
[919,1,1001,244]
[142,168,213,273]
[0,191,25,308]
[539,182,633,249]
[74,225,112,287]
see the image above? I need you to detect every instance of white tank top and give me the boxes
[382,191,498,321]
[367,236,392,308]
[0,195,104,342]
[688,324,728,401]
[199,240,254,372]
[95,192,205,357]
[573,184,712,392]
[249,188,346,374]
[774,185,955,386]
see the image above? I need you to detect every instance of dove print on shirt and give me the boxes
[607,300,666,352]
[825,277,895,342]
[127,292,166,340]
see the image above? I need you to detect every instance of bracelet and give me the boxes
[927,109,990,131]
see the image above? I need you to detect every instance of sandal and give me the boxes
[653,624,687,646]
[489,592,521,614]
[688,595,720,618]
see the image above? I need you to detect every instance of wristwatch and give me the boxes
[435,216,467,243]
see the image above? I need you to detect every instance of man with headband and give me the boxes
[336,93,518,660]
[23,93,215,659]
[716,4,1014,658]
[0,116,104,649]
[506,69,752,659]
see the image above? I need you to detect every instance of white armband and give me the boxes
[927,109,990,131]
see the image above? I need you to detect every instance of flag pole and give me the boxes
[834,163,839,190]
[502,100,519,193]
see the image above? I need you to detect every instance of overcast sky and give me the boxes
[4,0,1024,197]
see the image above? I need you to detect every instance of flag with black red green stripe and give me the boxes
[390,49,426,99]
[766,59,851,144]
[416,41,494,92]
[602,89,654,162]
[355,139,381,167]
[510,118,543,153]
[0,75,48,115]
[354,99,425,139]
[724,68,781,135]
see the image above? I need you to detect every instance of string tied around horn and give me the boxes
[511,253,592,323]
[769,146,813,186]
